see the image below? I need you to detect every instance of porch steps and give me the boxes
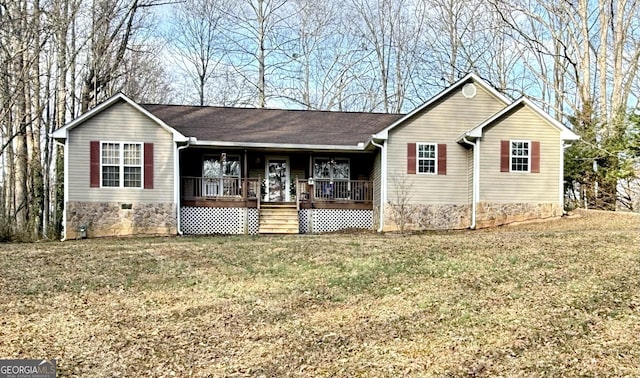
[259,203,299,234]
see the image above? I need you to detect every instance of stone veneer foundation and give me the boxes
[383,203,471,231]
[382,202,563,231]
[66,201,177,239]
[475,202,562,228]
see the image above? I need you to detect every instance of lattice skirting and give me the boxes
[181,207,371,235]
[300,209,373,233]
[247,208,259,235]
[181,207,259,235]
[299,209,311,233]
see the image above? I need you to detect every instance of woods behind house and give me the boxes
[1,0,639,240]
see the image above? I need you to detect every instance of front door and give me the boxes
[265,157,289,202]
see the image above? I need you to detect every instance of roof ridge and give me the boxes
[141,103,405,116]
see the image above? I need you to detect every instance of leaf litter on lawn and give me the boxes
[0,209,638,377]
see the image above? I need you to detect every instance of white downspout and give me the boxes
[474,139,480,228]
[55,139,69,241]
[371,139,386,232]
[175,137,193,235]
[461,136,478,229]
[560,142,567,215]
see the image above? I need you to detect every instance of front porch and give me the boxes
[178,149,377,234]
[179,177,375,235]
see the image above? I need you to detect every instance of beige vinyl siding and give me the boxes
[372,152,381,208]
[248,167,264,180]
[479,106,561,203]
[68,101,175,203]
[290,169,306,181]
[386,84,505,205]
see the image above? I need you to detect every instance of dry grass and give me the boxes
[0,209,638,377]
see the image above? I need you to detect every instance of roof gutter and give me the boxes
[461,136,478,229]
[370,139,386,232]
[191,139,367,151]
[175,137,195,235]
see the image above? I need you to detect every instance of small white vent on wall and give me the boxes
[462,83,477,98]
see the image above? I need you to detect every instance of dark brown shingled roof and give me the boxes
[142,104,404,146]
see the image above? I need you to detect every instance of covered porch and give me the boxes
[178,148,377,234]
[179,148,375,208]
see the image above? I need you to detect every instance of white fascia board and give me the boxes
[519,97,580,140]
[191,139,367,151]
[372,73,511,139]
[50,93,188,143]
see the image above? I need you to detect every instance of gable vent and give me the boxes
[462,83,477,98]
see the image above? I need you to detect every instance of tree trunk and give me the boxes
[257,0,266,108]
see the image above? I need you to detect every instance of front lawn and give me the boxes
[0,210,638,377]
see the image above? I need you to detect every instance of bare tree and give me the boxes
[168,0,226,106]
[491,0,640,209]
[80,0,165,111]
[119,44,175,104]
[0,0,40,237]
[222,0,293,107]
[276,0,366,110]
[491,0,640,126]
[347,0,426,113]
[0,0,175,240]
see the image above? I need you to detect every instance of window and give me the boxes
[313,158,350,181]
[203,154,241,179]
[417,143,437,174]
[313,158,350,200]
[101,143,120,187]
[123,144,142,187]
[407,143,446,175]
[101,142,142,187]
[501,140,539,173]
[511,140,530,172]
[202,154,241,197]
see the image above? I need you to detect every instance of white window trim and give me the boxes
[312,157,351,181]
[100,141,144,188]
[509,139,531,173]
[416,142,438,175]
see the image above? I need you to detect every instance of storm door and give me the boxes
[265,157,289,202]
